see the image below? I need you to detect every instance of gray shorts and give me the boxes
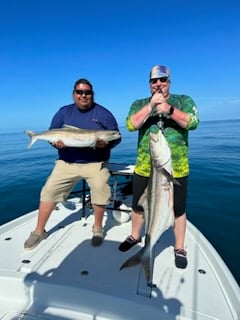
[40,160,111,205]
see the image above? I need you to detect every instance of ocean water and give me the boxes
[0,119,239,286]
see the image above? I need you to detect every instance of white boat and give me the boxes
[0,163,239,320]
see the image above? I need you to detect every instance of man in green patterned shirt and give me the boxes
[119,65,199,269]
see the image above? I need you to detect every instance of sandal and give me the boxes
[118,235,141,252]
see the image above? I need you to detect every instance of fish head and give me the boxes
[149,129,171,168]
[98,130,121,142]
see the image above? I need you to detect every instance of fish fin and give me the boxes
[161,168,180,185]
[62,125,84,130]
[138,186,148,207]
[24,130,35,137]
[120,247,144,270]
[24,130,36,148]
[63,125,94,133]
[173,178,180,185]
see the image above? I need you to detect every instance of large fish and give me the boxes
[24,125,121,148]
[120,127,176,283]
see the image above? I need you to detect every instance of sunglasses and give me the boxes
[150,77,168,84]
[74,90,93,96]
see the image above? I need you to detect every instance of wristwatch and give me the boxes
[167,105,175,116]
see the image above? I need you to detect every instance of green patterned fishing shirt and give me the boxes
[126,94,199,178]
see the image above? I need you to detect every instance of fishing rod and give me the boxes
[155,88,164,131]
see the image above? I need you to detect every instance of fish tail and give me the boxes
[24,130,36,148]
[120,248,144,270]
[120,246,151,282]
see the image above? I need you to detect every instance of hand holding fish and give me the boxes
[95,139,108,148]
[51,140,66,149]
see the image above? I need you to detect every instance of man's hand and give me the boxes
[95,139,108,148]
[51,140,65,149]
[150,91,171,114]
[150,91,164,108]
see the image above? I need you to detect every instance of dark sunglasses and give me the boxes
[74,90,93,96]
[150,77,168,84]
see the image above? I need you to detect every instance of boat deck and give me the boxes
[0,195,239,320]
[0,163,240,319]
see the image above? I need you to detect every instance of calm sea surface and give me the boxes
[0,119,239,285]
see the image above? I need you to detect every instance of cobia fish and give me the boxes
[120,126,176,283]
[24,125,121,148]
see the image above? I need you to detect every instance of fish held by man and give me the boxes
[24,125,121,149]
[120,127,175,283]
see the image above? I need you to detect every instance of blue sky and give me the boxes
[1,0,240,131]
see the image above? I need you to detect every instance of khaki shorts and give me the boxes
[40,160,111,205]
